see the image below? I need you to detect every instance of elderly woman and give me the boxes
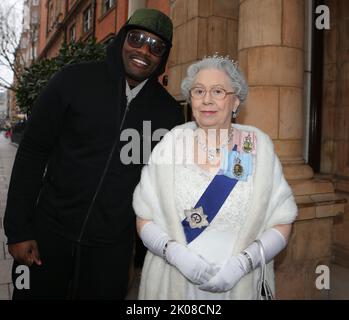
[133,56,297,299]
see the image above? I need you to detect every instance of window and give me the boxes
[31,27,39,43]
[23,5,30,29]
[26,50,30,63]
[69,24,76,42]
[32,46,37,60]
[31,11,39,24]
[102,0,116,15]
[47,0,54,30]
[46,0,64,34]
[32,0,39,6]
[20,37,29,49]
[83,6,92,33]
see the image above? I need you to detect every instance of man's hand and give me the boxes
[8,240,42,267]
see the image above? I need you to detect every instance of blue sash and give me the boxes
[181,146,239,244]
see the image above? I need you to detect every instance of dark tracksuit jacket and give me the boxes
[4,25,184,249]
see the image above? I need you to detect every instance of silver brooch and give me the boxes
[184,206,209,229]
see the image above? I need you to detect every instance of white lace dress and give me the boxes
[174,159,254,299]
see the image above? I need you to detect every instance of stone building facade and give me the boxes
[33,0,348,299]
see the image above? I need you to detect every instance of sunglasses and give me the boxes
[126,31,167,57]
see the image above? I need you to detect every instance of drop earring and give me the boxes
[232,105,240,119]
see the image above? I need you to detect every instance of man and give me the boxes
[4,8,183,300]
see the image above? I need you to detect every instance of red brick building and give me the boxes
[37,0,170,59]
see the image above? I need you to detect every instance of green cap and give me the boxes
[127,8,173,44]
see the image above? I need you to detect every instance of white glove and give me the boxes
[139,221,169,257]
[140,222,217,284]
[243,228,287,269]
[199,228,287,293]
[166,241,219,285]
[199,253,248,292]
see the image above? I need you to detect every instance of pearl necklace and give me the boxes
[195,126,234,163]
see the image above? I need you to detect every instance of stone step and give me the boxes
[283,164,314,180]
[295,193,346,221]
[290,179,335,196]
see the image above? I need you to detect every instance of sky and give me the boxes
[0,0,24,92]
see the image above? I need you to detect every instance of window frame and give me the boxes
[69,23,76,43]
[83,5,92,34]
[102,0,116,16]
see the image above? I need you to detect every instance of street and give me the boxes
[0,131,16,300]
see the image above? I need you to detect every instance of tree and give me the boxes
[16,38,106,116]
[0,2,24,92]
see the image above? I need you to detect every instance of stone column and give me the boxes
[238,0,310,172]
[238,0,345,299]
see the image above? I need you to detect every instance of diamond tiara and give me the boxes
[202,53,239,67]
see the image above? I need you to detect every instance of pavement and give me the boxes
[0,132,16,300]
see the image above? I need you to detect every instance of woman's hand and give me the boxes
[166,242,218,285]
[137,219,218,284]
[199,254,246,292]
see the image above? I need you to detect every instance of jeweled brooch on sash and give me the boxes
[184,206,209,229]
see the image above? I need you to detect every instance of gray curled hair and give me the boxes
[181,55,248,105]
